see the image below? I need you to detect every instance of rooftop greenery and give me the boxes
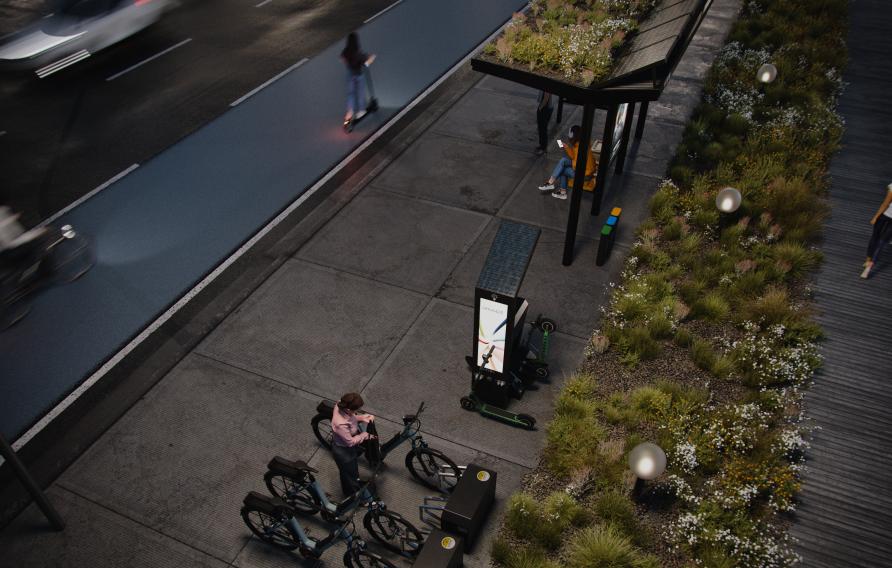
[482,0,659,85]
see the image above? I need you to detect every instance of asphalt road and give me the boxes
[0,0,397,227]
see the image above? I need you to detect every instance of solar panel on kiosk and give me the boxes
[476,222,539,298]
[639,0,697,33]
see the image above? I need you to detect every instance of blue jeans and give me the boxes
[551,157,575,190]
[346,71,366,116]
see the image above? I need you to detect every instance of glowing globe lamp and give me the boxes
[628,443,666,480]
[757,63,777,84]
[716,187,742,214]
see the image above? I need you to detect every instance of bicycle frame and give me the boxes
[372,402,426,459]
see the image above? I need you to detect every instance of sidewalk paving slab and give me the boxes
[0,487,229,568]
[57,355,322,561]
[196,260,429,400]
[296,190,490,295]
[368,132,534,215]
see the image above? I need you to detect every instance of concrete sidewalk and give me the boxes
[0,2,741,566]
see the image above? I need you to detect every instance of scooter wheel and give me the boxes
[535,366,550,380]
[460,397,476,411]
[538,318,556,333]
[517,414,536,430]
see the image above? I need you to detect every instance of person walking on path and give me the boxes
[861,183,892,278]
[535,91,553,155]
[331,392,377,497]
[341,32,376,133]
[538,125,597,200]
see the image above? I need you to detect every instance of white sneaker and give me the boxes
[551,190,567,200]
[538,182,555,192]
[860,263,872,279]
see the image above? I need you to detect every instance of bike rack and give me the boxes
[419,495,447,530]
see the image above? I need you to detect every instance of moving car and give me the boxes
[0,0,174,78]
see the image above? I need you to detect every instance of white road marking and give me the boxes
[6,13,519,458]
[40,164,140,227]
[364,0,403,24]
[255,0,272,6]
[230,58,309,106]
[106,38,193,82]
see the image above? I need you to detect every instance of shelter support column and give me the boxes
[562,104,596,266]
[635,101,649,139]
[591,104,618,217]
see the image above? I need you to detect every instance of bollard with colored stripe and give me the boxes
[596,207,622,266]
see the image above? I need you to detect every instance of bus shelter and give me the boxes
[472,0,713,265]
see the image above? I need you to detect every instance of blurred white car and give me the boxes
[0,0,174,78]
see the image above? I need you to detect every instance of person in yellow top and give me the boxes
[538,125,597,200]
[861,182,892,278]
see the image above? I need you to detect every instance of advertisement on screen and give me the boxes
[477,298,508,373]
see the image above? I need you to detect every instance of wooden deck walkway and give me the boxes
[790,0,892,566]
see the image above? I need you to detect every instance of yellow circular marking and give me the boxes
[441,536,456,549]
[476,470,491,482]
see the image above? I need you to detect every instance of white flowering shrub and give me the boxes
[729,322,821,387]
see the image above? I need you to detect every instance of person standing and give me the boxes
[861,183,892,278]
[341,33,376,132]
[331,392,376,497]
[537,125,597,200]
[535,91,553,155]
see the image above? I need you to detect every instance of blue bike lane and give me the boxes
[0,0,526,442]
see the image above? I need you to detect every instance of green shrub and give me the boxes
[764,177,826,242]
[622,326,662,361]
[491,537,512,565]
[674,326,694,347]
[545,411,604,477]
[496,542,561,568]
[692,292,731,321]
[566,525,658,568]
[595,492,638,538]
[648,314,675,340]
[506,493,542,542]
[691,338,718,373]
[770,241,822,278]
[629,386,671,418]
[544,491,590,530]
[742,287,795,326]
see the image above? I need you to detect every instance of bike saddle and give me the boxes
[243,491,294,519]
[316,399,335,415]
[267,456,318,479]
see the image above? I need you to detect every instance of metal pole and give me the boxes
[635,101,649,139]
[562,104,596,266]
[0,434,65,531]
[614,102,636,174]
[556,97,564,124]
[591,104,618,217]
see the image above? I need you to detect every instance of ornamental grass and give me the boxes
[493,0,846,566]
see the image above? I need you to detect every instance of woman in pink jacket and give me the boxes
[331,392,376,497]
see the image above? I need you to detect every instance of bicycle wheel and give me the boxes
[363,509,423,557]
[263,471,320,515]
[344,548,399,568]
[241,506,298,550]
[405,447,462,492]
[311,414,334,450]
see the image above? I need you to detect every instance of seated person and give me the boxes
[537,125,598,200]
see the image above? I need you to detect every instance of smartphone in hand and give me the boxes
[557,139,564,148]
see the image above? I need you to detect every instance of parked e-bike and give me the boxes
[263,457,422,558]
[242,481,397,567]
[310,401,461,493]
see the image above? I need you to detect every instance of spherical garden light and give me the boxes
[628,442,667,480]
[757,63,777,84]
[716,186,742,214]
